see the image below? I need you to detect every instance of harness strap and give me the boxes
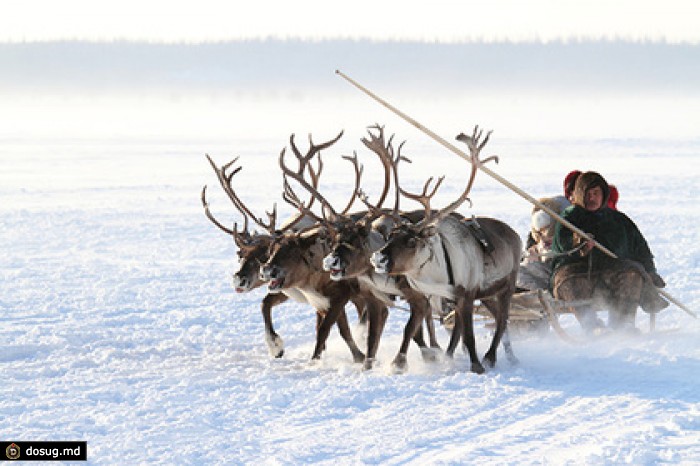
[441,240,455,286]
[526,241,587,260]
[465,216,495,254]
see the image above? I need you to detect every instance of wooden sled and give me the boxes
[436,289,662,344]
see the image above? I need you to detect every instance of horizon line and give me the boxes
[2,35,699,46]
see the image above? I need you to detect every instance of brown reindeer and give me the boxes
[371,127,522,374]
[255,131,376,363]
[202,134,365,360]
[260,226,367,362]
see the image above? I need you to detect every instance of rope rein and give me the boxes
[525,241,588,261]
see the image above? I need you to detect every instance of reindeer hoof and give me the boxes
[506,354,520,366]
[420,347,440,362]
[471,362,486,374]
[307,357,321,367]
[362,358,376,371]
[482,353,497,369]
[391,354,408,373]
[265,334,285,358]
[352,351,366,364]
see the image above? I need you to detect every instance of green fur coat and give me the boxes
[551,205,657,277]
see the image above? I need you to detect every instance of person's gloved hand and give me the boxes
[649,271,666,288]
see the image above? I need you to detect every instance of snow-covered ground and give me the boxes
[2,41,699,465]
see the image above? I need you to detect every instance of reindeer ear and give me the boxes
[370,220,389,240]
[299,232,319,248]
[357,221,370,237]
[421,224,438,238]
[316,229,332,247]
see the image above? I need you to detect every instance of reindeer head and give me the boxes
[323,211,408,280]
[201,154,282,294]
[322,217,374,280]
[371,220,439,275]
[260,228,328,291]
[232,234,274,293]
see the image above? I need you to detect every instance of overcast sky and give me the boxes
[3,0,699,43]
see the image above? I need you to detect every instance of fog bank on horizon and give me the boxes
[2,40,699,140]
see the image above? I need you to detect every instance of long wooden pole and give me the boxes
[336,69,696,319]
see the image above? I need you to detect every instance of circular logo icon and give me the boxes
[6,443,20,460]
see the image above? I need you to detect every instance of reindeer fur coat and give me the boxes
[550,172,657,279]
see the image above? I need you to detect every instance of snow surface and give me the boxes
[1,41,699,465]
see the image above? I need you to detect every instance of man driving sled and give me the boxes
[550,171,669,333]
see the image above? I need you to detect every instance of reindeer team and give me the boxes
[202,125,522,374]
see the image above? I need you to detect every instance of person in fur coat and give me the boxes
[550,171,668,332]
[516,195,570,291]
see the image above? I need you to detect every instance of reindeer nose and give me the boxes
[232,274,249,290]
[260,264,277,281]
[322,253,341,272]
[371,251,390,272]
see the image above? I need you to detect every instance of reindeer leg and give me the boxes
[315,312,326,352]
[261,293,288,358]
[482,289,516,369]
[364,298,388,370]
[482,296,519,366]
[445,305,463,359]
[425,312,441,349]
[456,291,484,374]
[500,328,519,366]
[311,309,335,360]
[351,295,368,326]
[411,323,427,348]
[335,306,366,364]
[391,297,429,372]
[410,322,440,362]
[406,303,436,349]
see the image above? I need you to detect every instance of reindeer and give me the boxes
[260,225,368,362]
[202,134,364,360]
[318,126,446,371]
[370,127,522,374]
[256,131,376,363]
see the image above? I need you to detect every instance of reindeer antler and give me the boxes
[289,132,341,176]
[279,131,346,222]
[201,184,243,235]
[400,125,496,227]
[340,151,363,215]
[202,184,263,252]
[361,124,394,210]
[204,154,277,235]
[361,124,412,220]
[455,125,498,165]
[398,175,446,220]
[282,175,324,224]
[427,125,495,224]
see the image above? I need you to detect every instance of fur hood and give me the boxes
[572,171,610,210]
[530,195,570,237]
